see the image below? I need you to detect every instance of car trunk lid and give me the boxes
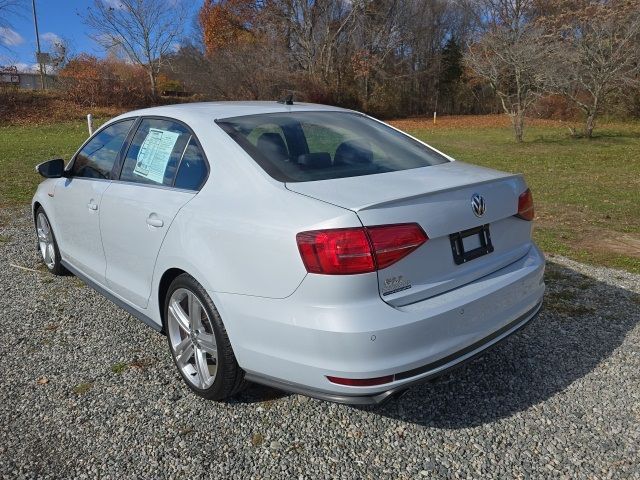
[286,161,533,307]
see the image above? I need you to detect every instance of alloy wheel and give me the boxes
[36,212,56,270]
[167,288,218,389]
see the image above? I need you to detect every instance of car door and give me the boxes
[99,117,209,309]
[53,118,136,284]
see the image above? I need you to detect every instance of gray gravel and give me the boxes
[1,206,639,479]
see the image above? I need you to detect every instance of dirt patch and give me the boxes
[389,115,567,131]
[578,232,640,259]
[535,204,640,259]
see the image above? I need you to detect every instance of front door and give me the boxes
[53,119,136,285]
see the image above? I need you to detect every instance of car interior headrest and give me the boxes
[257,132,289,162]
[334,140,373,165]
[297,152,332,169]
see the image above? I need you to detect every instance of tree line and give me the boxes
[5,0,639,141]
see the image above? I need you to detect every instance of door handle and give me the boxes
[87,202,98,211]
[146,216,164,228]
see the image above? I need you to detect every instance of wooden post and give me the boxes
[87,114,94,136]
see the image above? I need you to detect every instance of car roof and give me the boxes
[112,101,352,124]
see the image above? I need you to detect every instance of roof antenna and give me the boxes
[278,93,294,105]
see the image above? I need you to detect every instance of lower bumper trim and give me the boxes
[245,300,543,406]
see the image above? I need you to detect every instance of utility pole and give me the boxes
[32,0,45,90]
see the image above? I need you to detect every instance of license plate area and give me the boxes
[449,224,494,265]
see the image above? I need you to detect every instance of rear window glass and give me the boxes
[216,112,448,182]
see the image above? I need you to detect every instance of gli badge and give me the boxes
[382,275,411,296]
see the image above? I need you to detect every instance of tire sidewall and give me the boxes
[35,207,64,275]
[164,274,229,399]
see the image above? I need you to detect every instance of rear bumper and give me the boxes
[215,244,545,403]
[244,300,542,405]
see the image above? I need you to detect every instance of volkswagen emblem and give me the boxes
[471,193,486,217]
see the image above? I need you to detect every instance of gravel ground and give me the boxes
[1,206,639,479]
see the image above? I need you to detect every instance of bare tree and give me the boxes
[464,0,547,142]
[83,0,188,97]
[42,34,71,72]
[540,0,640,137]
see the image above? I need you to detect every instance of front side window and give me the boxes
[71,119,135,179]
[216,112,449,182]
[119,118,207,190]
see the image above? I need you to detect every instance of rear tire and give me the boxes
[164,273,246,400]
[35,207,67,276]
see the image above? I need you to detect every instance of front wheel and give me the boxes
[35,207,66,275]
[164,273,246,400]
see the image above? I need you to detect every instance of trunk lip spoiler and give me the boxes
[355,172,524,212]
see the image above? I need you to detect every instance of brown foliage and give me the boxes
[0,89,125,126]
[58,55,151,108]
[531,94,578,120]
[199,0,259,55]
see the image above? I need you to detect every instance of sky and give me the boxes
[0,0,201,72]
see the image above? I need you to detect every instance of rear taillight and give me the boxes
[296,228,375,275]
[296,223,427,275]
[516,188,534,221]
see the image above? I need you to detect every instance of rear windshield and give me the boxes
[216,111,449,182]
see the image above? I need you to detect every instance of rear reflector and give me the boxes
[296,223,427,275]
[326,375,394,387]
[516,188,535,221]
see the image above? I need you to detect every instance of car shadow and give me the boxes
[364,261,639,427]
[232,383,291,404]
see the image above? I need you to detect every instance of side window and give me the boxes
[71,119,135,179]
[119,118,193,187]
[174,138,208,190]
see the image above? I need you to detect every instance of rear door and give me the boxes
[99,117,209,308]
[53,119,136,284]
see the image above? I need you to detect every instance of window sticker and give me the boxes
[133,128,180,183]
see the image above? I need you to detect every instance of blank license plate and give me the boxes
[449,224,494,265]
[462,233,482,252]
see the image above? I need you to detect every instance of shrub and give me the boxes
[58,54,151,108]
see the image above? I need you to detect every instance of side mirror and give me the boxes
[35,159,66,178]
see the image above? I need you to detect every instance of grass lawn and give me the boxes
[1,115,638,273]
[0,120,107,205]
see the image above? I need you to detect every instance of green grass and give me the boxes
[0,119,107,206]
[110,361,128,374]
[73,382,93,395]
[402,121,640,273]
[0,117,638,272]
